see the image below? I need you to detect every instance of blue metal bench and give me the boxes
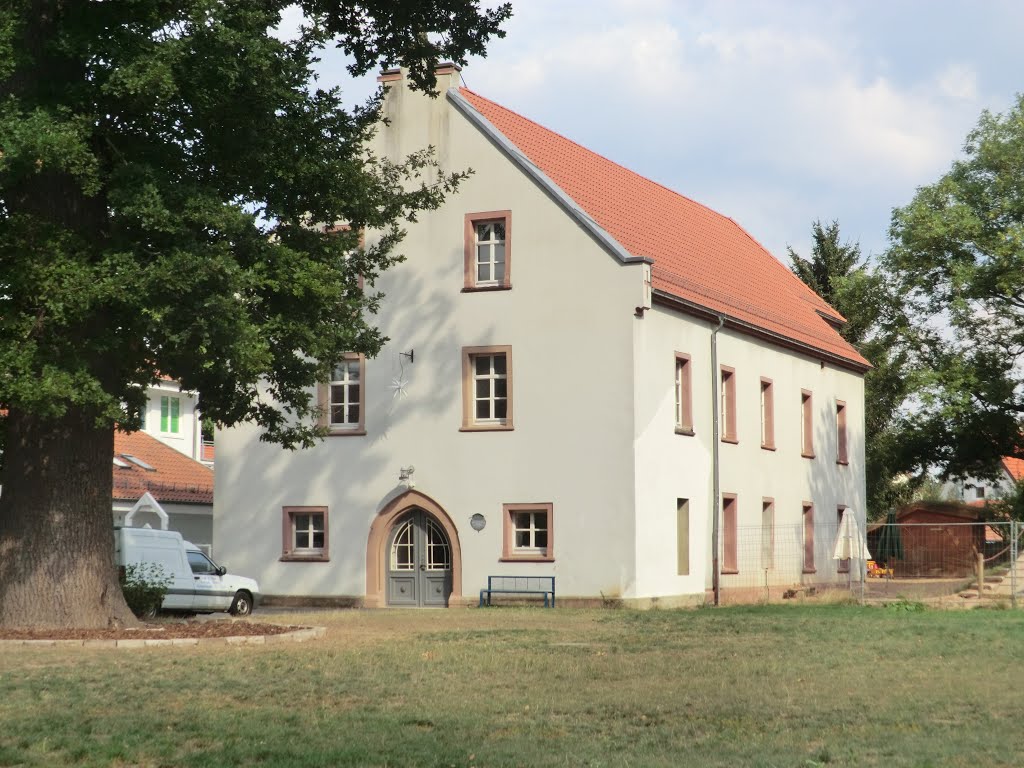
[479,575,555,608]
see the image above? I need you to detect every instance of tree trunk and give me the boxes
[0,407,137,629]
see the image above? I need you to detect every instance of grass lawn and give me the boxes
[2,603,1023,767]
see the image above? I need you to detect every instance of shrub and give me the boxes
[120,563,171,619]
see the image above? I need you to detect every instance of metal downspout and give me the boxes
[710,315,725,606]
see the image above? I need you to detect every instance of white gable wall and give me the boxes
[214,71,646,602]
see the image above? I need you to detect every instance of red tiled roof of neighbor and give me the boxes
[113,430,213,505]
[457,88,869,370]
[1002,456,1024,482]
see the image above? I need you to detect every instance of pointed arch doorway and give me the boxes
[387,510,451,606]
[365,490,463,608]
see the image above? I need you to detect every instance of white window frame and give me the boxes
[502,503,554,561]
[318,354,366,435]
[281,506,329,562]
[674,353,693,434]
[461,346,513,431]
[475,221,506,286]
[464,211,512,291]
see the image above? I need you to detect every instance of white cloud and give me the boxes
[937,64,978,101]
[300,0,1023,262]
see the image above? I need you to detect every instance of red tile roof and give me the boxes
[456,88,869,370]
[113,430,213,505]
[1002,456,1024,483]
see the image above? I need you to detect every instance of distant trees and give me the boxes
[882,95,1024,485]
[789,221,917,519]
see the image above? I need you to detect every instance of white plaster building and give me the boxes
[214,65,869,607]
[139,378,212,465]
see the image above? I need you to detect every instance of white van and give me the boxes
[115,527,261,616]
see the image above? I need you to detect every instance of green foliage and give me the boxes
[119,563,171,619]
[0,0,510,447]
[883,597,926,612]
[988,478,1024,523]
[910,475,952,503]
[883,94,1024,481]
[789,221,918,518]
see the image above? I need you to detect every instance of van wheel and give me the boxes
[229,591,253,617]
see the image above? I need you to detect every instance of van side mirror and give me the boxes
[217,566,226,576]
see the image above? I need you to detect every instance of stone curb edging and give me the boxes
[0,626,326,649]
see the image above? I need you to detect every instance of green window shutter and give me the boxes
[160,397,169,432]
[170,397,180,433]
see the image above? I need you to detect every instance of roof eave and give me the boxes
[652,289,871,374]
[447,88,652,269]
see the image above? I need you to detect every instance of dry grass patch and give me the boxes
[1,605,1022,767]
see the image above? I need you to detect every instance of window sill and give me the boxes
[837,568,850,574]
[801,452,815,459]
[500,555,554,563]
[802,567,817,574]
[721,436,739,445]
[675,427,695,436]
[327,429,366,437]
[761,443,776,451]
[462,285,512,293]
[836,459,849,466]
[460,424,514,432]
[280,554,330,563]
[721,568,739,575]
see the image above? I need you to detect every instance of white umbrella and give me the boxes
[833,508,871,562]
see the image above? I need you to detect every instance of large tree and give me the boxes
[0,1,510,628]
[882,95,1024,484]
[789,220,917,519]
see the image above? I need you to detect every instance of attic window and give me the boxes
[120,454,156,471]
[464,211,512,291]
[113,457,130,468]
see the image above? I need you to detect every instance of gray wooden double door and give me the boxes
[387,509,452,607]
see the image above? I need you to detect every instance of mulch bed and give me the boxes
[0,620,296,641]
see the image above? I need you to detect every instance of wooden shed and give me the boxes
[867,502,986,577]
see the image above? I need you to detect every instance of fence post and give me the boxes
[977,552,985,601]
[1012,520,1018,609]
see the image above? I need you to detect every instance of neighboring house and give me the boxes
[214,65,869,607]
[942,457,1024,504]
[113,429,214,553]
[139,378,213,466]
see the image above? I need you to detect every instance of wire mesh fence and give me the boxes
[717,520,1023,606]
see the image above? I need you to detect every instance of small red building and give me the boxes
[868,502,986,577]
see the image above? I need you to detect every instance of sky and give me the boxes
[294,0,1024,265]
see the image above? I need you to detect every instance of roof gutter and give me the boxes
[652,290,871,374]
[447,88,652,269]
